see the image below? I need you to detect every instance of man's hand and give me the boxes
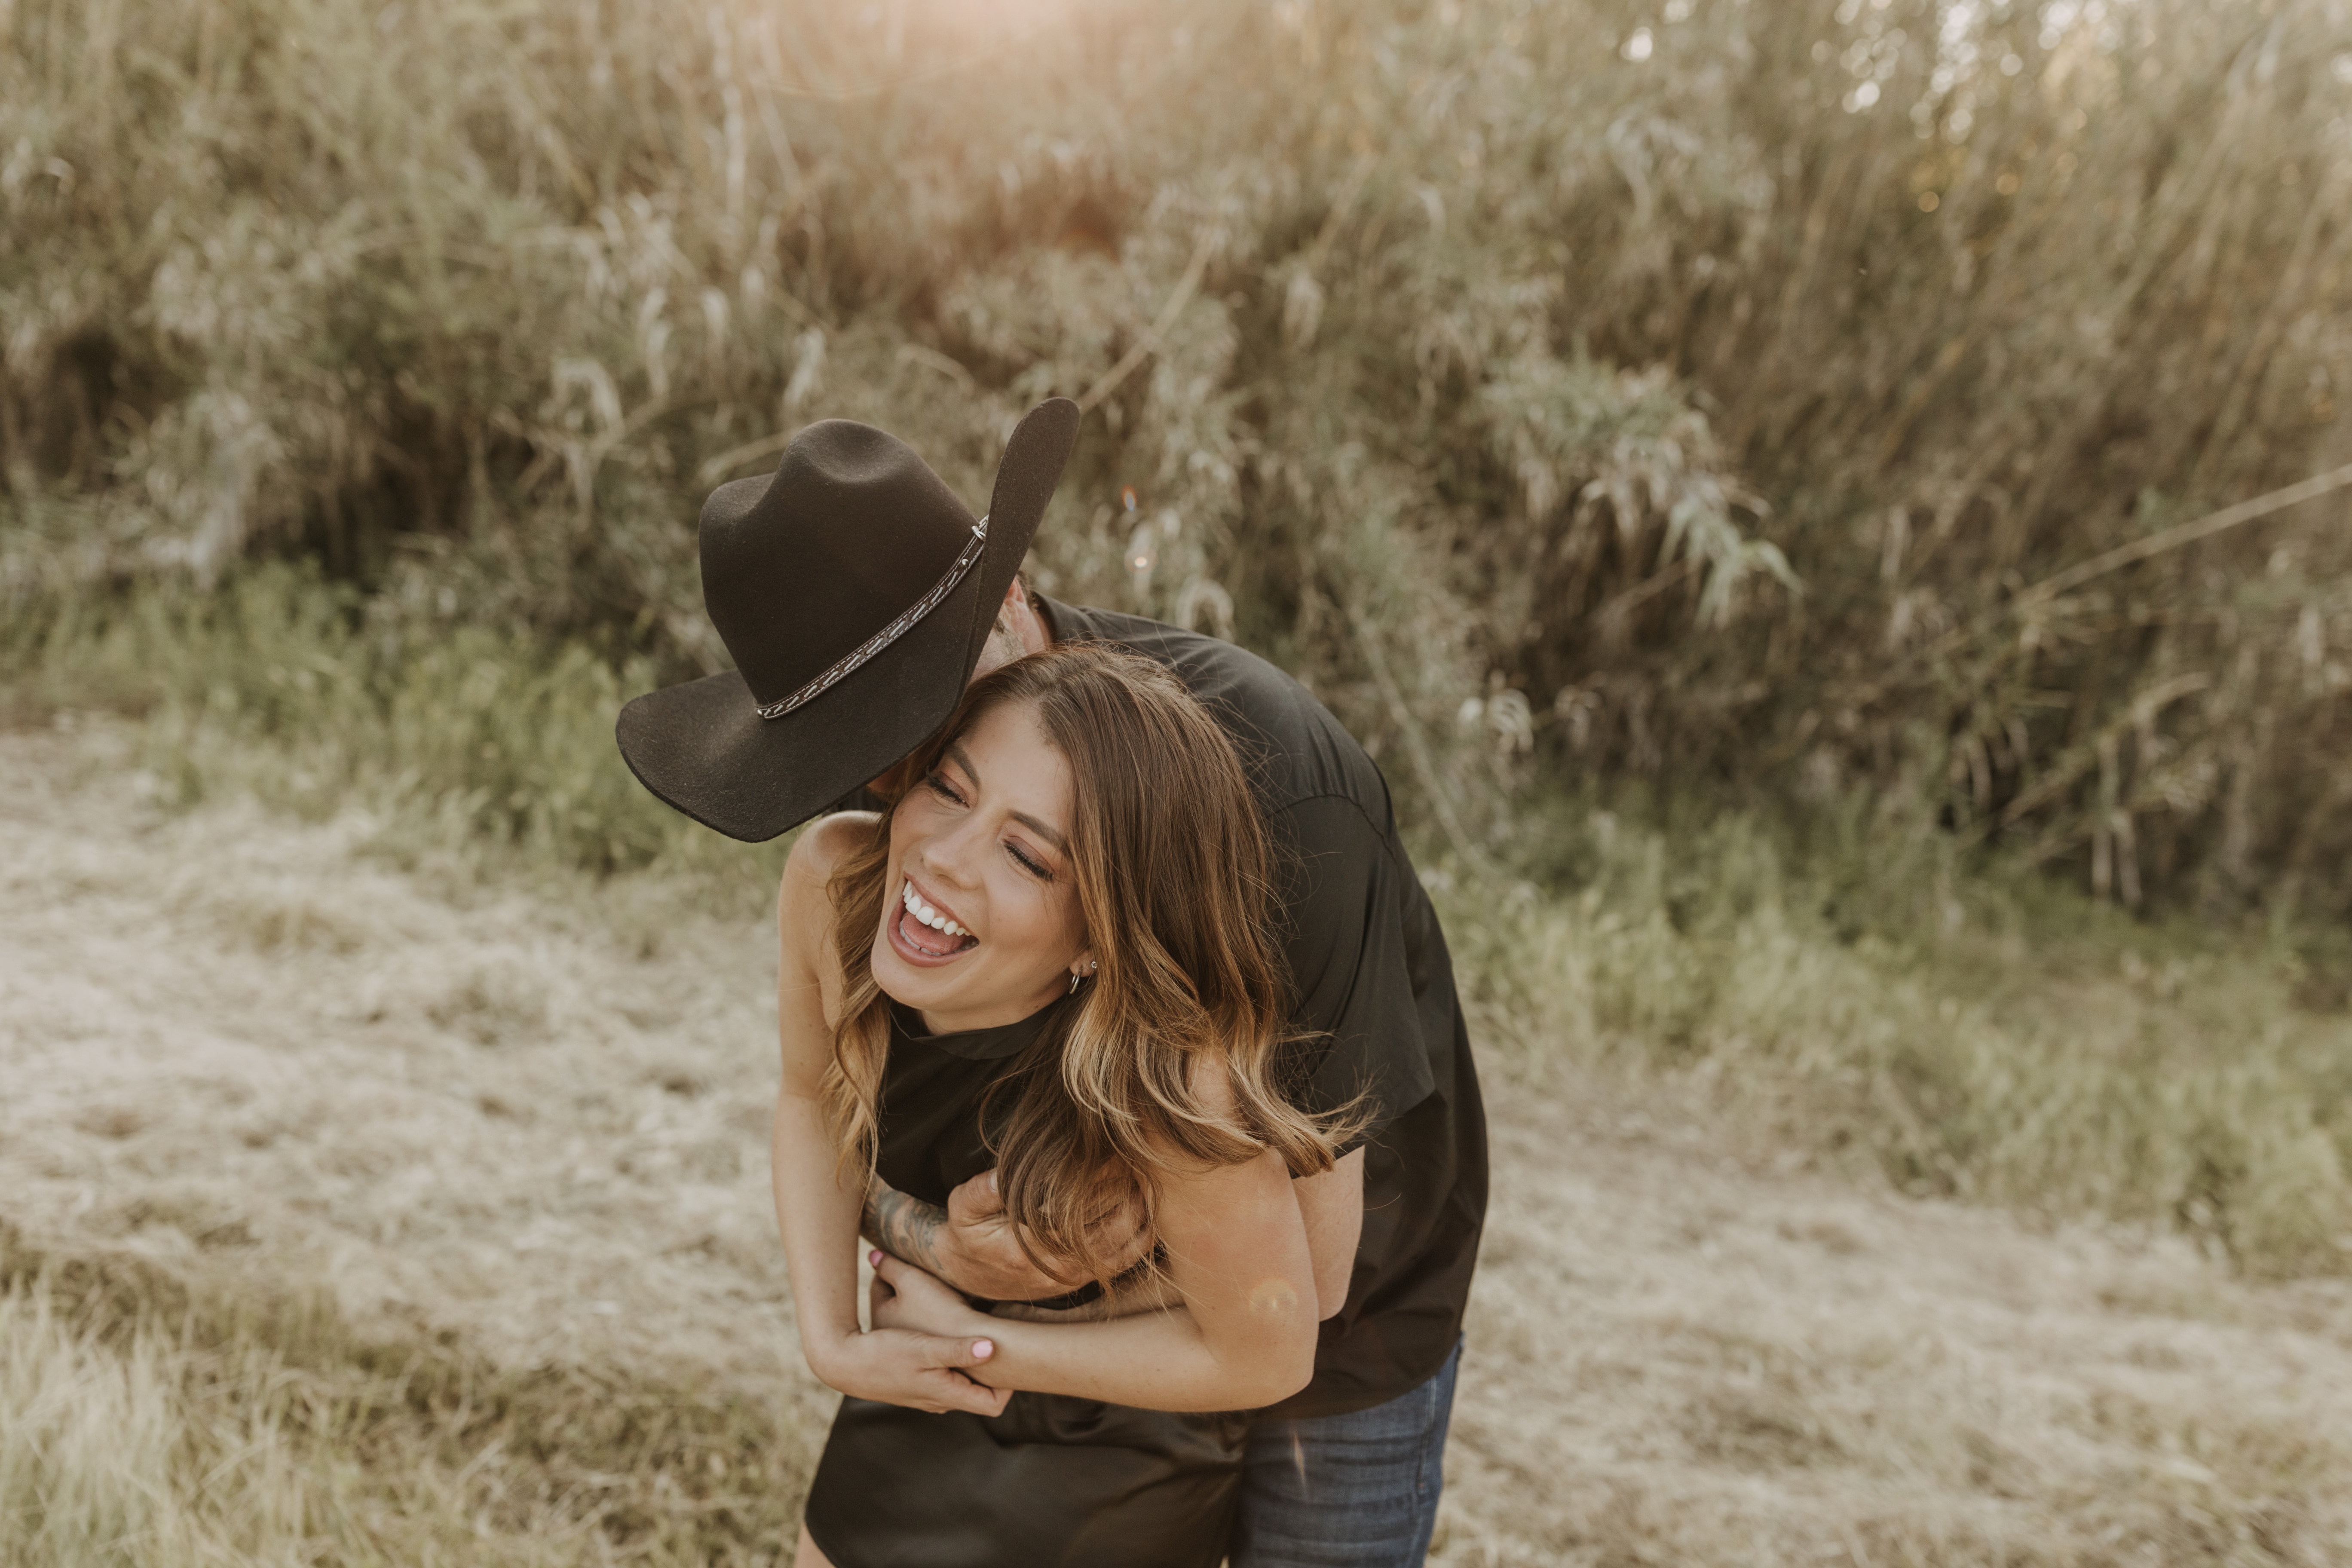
[863,1170,1149,1302]
[940,1170,1087,1299]
[869,1251,1003,1363]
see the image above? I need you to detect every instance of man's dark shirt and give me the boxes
[1040,597,1487,1420]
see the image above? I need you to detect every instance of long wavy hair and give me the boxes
[821,641,1360,1286]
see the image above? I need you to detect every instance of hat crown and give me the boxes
[615,397,1078,842]
[700,420,980,711]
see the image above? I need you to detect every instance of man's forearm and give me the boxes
[866,1178,1137,1308]
[863,1179,951,1278]
[983,1272,1182,1323]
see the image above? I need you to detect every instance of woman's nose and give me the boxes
[912,818,984,888]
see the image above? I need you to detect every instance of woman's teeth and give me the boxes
[902,881,970,939]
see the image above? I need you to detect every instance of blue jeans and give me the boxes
[1229,1338,1463,1568]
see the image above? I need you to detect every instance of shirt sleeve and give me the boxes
[1270,794,1439,1158]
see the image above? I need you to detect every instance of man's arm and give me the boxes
[863,1174,1172,1322]
[870,1139,1321,1412]
[862,1178,953,1281]
[865,1151,1363,1323]
[1272,797,1436,1157]
[862,1170,1142,1303]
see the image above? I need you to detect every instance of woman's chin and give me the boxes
[872,951,946,1009]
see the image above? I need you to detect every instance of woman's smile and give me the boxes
[888,875,977,963]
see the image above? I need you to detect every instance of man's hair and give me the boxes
[818,642,1360,1285]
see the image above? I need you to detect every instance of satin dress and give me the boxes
[802,995,1248,1568]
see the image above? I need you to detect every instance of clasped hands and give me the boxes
[806,1248,1007,1417]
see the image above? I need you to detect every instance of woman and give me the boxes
[772,641,1361,1568]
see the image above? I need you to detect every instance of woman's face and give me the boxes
[874,698,1091,1034]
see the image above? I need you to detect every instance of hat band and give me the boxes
[756,517,991,720]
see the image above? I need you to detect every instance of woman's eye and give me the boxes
[923,772,965,806]
[1007,842,1053,882]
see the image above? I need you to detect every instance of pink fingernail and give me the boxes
[972,1339,994,1359]
[869,1249,883,1266]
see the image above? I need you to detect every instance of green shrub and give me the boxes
[6,0,2351,911]
[1444,796,2352,1277]
[2,564,784,889]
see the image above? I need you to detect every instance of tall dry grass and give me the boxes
[0,1236,802,1567]
[6,0,2352,913]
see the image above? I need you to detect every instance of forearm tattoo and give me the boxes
[863,1179,948,1276]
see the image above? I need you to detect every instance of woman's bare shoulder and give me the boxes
[778,812,876,974]
[784,811,879,893]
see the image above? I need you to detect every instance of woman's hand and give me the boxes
[805,1291,1011,1418]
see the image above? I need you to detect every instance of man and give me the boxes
[618,399,1485,1566]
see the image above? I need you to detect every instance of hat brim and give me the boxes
[615,398,1082,842]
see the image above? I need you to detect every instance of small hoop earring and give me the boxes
[1068,971,1083,995]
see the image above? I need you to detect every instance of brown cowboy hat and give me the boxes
[615,398,1081,842]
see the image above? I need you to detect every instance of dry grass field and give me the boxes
[7,720,2350,1567]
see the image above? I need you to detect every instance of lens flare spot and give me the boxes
[1248,1277,1302,1318]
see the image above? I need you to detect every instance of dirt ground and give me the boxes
[5,723,2349,1566]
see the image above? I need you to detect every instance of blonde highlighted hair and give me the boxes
[822,641,1360,1285]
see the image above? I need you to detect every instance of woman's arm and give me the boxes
[770,816,1008,1417]
[872,1114,1322,1411]
[1292,1146,1364,1321]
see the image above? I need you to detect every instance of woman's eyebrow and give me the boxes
[945,739,1069,853]
[1011,811,1069,854]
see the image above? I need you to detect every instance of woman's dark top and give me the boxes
[802,995,1246,1568]
[869,995,1035,1206]
[1039,597,1488,1421]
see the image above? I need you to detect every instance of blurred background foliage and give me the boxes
[4,0,2352,1269]
[8,0,2352,915]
